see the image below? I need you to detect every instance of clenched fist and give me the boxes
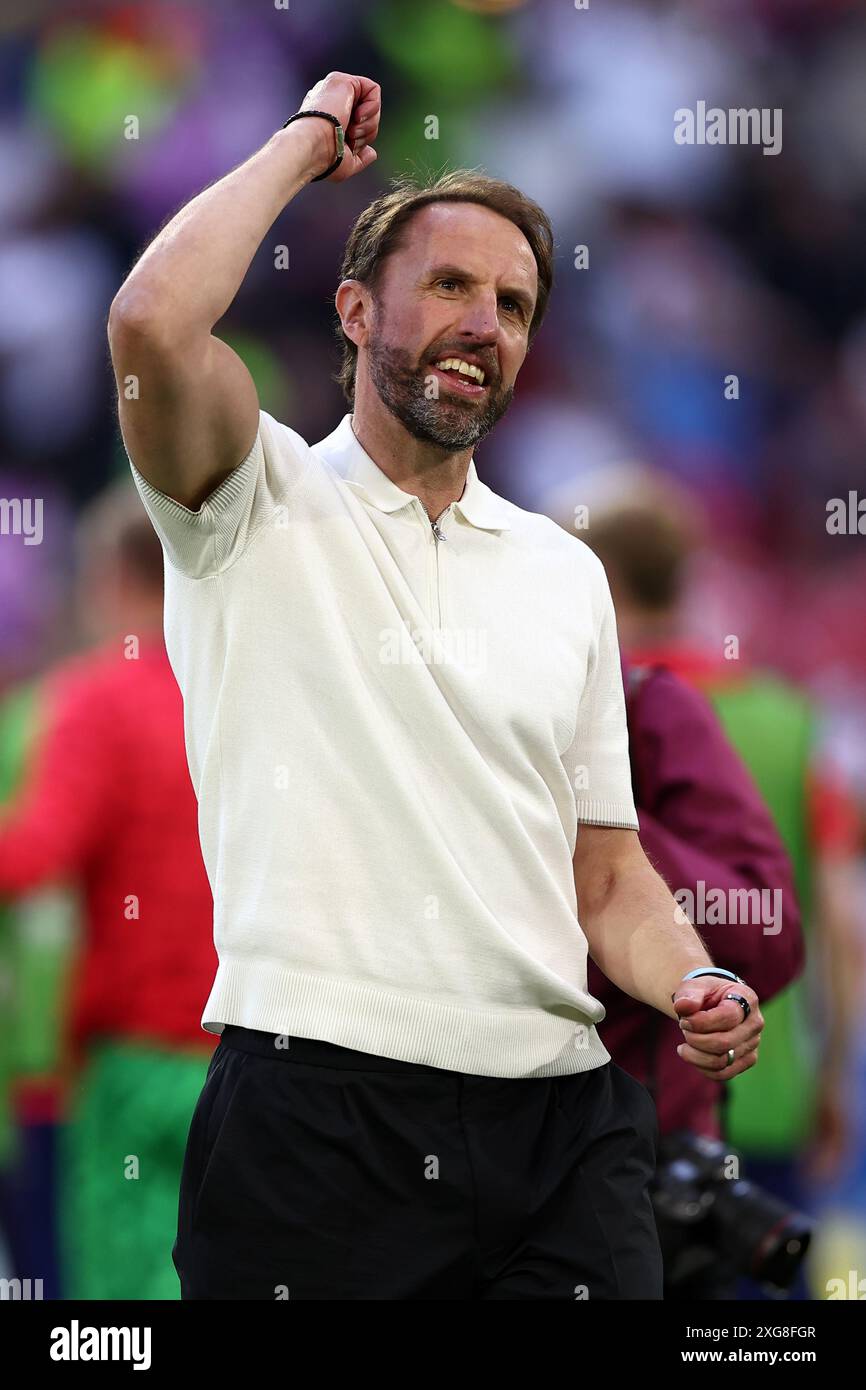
[299,71,381,182]
[672,976,764,1080]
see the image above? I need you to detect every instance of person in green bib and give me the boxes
[575,473,863,1298]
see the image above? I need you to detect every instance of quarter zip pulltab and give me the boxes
[430,502,452,542]
[428,504,452,628]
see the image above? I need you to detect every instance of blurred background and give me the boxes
[0,0,864,1301]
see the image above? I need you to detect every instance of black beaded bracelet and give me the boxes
[282,110,345,181]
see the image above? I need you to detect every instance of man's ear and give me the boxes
[335,278,371,350]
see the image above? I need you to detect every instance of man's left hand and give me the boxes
[672,978,763,1080]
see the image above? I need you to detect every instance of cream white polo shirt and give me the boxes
[127,409,640,1078]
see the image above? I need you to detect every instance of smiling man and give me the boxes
[107,72,764,1301]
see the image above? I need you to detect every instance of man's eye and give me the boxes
[500,298,518,312]
[437,278,459,290]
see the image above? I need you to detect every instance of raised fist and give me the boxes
[299,72,381,182]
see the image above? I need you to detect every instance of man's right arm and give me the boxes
[107,73,380,510]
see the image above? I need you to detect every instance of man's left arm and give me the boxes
[575,821,765,1080]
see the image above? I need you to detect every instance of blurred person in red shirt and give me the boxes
[0,479,217,1299]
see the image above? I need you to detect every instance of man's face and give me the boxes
[360,202,538,451]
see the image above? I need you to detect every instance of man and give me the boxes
[107,71,764,1301]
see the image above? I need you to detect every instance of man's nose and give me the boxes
[457,292,501,342]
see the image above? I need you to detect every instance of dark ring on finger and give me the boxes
[725,992,751,1021]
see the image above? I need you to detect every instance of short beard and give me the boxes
[366,337,514,452]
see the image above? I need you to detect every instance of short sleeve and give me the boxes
[126,409,311,580]
[563,560,639,830]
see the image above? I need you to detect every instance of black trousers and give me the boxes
[174,1026,664,1300]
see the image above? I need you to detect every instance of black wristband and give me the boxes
[282,110,345,181]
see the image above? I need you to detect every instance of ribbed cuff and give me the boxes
[574,798,640,829]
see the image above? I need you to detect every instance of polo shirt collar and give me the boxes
[313,413,512,532]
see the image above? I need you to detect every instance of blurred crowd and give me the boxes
[0,0,864,1299]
